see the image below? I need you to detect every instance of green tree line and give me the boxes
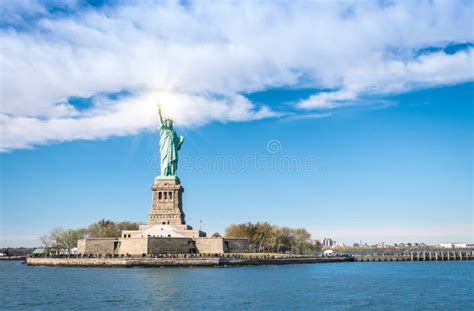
[40,219,140,254]
[40,220,320,255]
[224,222,321,254]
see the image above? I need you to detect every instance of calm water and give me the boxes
[1,261,473,310]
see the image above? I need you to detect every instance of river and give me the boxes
[1,260,472,310]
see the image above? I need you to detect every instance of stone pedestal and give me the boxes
[148,177,185,225]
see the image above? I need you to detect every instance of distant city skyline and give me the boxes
[1,1,472,247]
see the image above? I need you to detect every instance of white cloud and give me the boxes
[0,92,275,151]
[0,1,473,150]
[299,49,474,108]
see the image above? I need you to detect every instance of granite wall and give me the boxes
[224,238,250,253]
[194,238,224,254]
[77,238,117,255]
[147,237,195,254]
[77,236,249,255]
[118,238,148,255]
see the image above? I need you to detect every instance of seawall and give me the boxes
[0,256,26,261]
[26,256,353,267]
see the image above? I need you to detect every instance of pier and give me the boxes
[354,250,474,262]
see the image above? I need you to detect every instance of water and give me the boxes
[1,261,473,310]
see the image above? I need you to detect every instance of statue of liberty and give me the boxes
[157,103,184,177]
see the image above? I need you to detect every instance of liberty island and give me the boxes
[24,103,472,267]
[25,102,355,267]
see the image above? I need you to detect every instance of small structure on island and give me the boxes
[323,250,334,256]
[77,102,249,255]
[32,248,48,255]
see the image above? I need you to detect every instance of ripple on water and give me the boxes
[0,261,473,310]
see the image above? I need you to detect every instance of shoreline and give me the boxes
[0,256,26,261]
[26,256,353,267]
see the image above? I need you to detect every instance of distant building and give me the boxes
[439,243,453,249]
[211,232,222,238]
[313,240,322,249]
[322,238,335,247]
[438,243,468,249]
[353,243,360,247]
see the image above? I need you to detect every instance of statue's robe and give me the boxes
[160,125,184,176]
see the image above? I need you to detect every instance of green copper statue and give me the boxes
[157,103,184,177]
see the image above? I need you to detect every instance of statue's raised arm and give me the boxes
[157,102,164,126]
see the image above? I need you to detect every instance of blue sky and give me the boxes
[0,1,473,246]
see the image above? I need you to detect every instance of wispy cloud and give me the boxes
[298,48,473,109]
[1,1,472,151]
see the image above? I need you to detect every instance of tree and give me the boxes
[87,219,140,238]
[277,227,295,253]
[87,219,116,238]
[254,222,273,252]
[39,220,140,253]
[273,227,294,253]
[293,228,312,254]
[116,221,140,234]
[312,239,322,253]
[224,222,316,254]
[225,223,253,239]
[39,234,54,249]
[40,227,64,254]
[62,228,88,253]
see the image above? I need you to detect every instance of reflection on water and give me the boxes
[1,261,473,310]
